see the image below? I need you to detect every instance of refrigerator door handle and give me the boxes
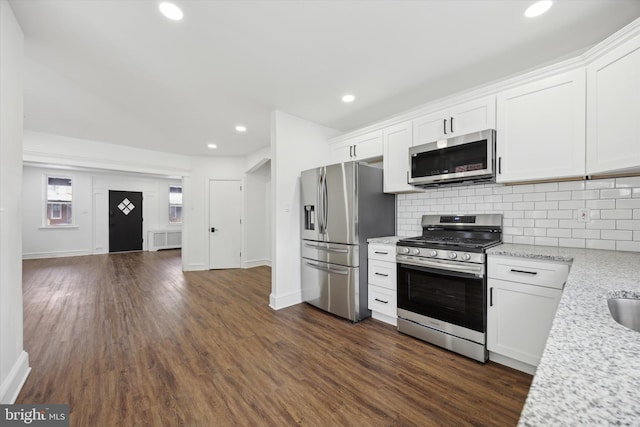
[322,168,328,234]
[303,242,349,253]
[304,261,349,275]
[317,171,324,234]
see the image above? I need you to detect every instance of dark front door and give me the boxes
[109,190,143,253]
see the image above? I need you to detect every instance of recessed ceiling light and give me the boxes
[159,2,183,21]
[235,125,247,133]
[524,0,553,18]
[207,143,217,149]
[342,94,356,103]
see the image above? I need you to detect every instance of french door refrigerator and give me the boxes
[300,161,395,322]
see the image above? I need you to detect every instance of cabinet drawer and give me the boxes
[488,256,569,289]
[368,285,397,318]
[368,244,396,262]
[368,259,397,289]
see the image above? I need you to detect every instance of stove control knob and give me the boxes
[410,248,420,256]
[448,252,458,259]
[398,247,409,255]
[462,253,471,261]
[429,250,438,257]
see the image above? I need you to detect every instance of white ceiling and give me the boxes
[10,0,640,157]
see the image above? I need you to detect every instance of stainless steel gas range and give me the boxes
[396,214,502,362]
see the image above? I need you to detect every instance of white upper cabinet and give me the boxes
[330,130,383,163]
[383,120,417,193]
[586,34,640,175]
[412,96,496,146]
[496,69,586,183]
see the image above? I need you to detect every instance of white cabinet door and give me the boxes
[496,69,586,183]
[413,96,496,147]
[383,120,416,193]
[449,96,496,136]
[487,278,562,367]
[330,130,383,163]
[587,34,640,175]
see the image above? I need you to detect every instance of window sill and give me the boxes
[39,225,79,230]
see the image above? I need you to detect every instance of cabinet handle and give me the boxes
[489,287,493,307]
[443,118,447,135]
[498,157,502,174]
[374,272,389,277]
[374,298,389,304]
[510,269,538,275]
[450,116,454,133]
[353,144,357,157]
[374,251,388,255]
[349,145,353,158]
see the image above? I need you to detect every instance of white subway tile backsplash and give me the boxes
[535,201,559,210]
[617,220,640,230]
[558,238,585,248]
[559,200,585,209]
[396,177,640,253]
[525,210,548,219]
[559,181,585,191]
[587,199,616,209]
[601,209,633,220]
[548,210,573,219]
[572,190,600,200]
[615,176,640,188]
[602,230,632,240]
[524,193,546,202]
[617,199,640,209]
[587,240,616,250]
[616,241,640,252]
[573,229,601,239]
[513,236,535,245]
[546,191,572,201]
[586,179,615,189]
[601,188,632,199]
[535,237,558,246]
[548,229,572,238]
[534,182,559,192]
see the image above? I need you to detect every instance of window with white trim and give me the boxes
[46,176,73,226]
[169,185,183,224]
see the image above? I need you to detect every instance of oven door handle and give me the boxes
[398,259,484,279]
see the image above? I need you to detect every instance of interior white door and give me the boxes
[209,180,242,269]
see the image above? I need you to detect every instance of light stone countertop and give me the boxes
[367,236,403,244]
[486,244,640,426]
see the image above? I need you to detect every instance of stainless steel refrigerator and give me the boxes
[300,161,395,322]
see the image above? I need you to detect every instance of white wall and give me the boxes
[244,160,271,267]
[397,177,640,252]
[0,0,29,403]
[182,157,245,271]
[270,111,340,309]
[21,165,181,258]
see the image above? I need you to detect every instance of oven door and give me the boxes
[397,261,486,334]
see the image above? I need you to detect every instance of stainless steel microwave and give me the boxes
[408,129,496,187]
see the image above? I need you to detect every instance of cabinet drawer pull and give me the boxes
[510,269,538,275]
[490,287,493,307]
[450,116,454,133]
[374,251,388,255]
[443,118,448,135]
[374,272,389,277]
[374,298,389,304]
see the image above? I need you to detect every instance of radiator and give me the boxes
[148,230,182,251]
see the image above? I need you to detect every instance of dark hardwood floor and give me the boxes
[18,250,532,426]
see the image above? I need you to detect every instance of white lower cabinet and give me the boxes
[367,243,397,326]
[487,255,570,374]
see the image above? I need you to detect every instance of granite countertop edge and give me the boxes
[367,236,403,244]
[486,244,640,426]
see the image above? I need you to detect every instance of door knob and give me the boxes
[211,227,217,232]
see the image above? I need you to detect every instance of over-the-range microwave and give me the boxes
[408,129,496,187]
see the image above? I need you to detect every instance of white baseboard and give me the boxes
[22,249,91,260]
[0,351,31,404]
[371,311,397,326]
[183,262,207,271]
[269,290,302,310]
[489,352,537,375]
[243,259,271,268]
